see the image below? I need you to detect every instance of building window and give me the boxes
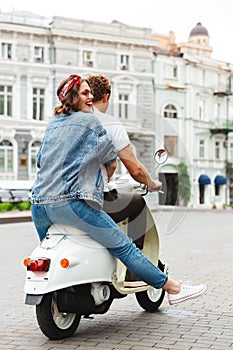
[1,43,12,59]
[198,100,205,120]
[0,140,13,173]
[83,50,93,67]
[173,66,178,78]
[215,141,220,159]
[118,94,129,119]
[0,85,12,117]
[214,103,221,124]
[50,47,56,64]
[30,141,41,173]
[164,64,178,78]
[201,70,205,85]
[229,142,233,162]
[229,104,233,120]
[199,140,205,158]
[164,104,177,118]
[33,88,45,120]
[120,54,129,70]
[34,46,44,63]
[164,136,178,157]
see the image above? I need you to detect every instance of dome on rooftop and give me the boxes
[189,22,209,37]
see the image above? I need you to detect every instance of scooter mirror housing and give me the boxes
[154,149,168,165]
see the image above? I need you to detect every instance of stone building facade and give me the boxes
[0,12,233,207]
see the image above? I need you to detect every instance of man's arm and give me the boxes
[118,145,162,191]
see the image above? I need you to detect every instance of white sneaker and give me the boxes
[168,283,207,305]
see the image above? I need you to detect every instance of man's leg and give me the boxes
[103,190,147,249]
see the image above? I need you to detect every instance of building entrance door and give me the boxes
[159,173,178,205]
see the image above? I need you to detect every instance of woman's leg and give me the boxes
[44,199,168,289]
[32,200,207,304]
[31,204,53,242]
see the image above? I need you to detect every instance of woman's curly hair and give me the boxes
[54,76,89,116]
[86,75,111,103]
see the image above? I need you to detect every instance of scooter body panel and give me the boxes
[24,230,116,295]
[23,151,168,340]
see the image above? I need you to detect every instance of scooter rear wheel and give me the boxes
[36,291,81,340]
[136,287,165,312]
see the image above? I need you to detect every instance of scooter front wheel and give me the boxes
[136,287,165,312]
[36,291,81,340]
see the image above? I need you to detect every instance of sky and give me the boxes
[1,0,233,63]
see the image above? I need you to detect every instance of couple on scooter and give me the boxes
[31,73,206,305]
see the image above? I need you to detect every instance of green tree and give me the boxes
[177,161,191,206]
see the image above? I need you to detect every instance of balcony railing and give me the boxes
[209,118,233,135]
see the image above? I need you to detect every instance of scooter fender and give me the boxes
[24,233,116,295]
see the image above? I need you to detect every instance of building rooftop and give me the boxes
[189,22,209,37]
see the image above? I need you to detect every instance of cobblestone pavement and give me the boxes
[0,209,233,349]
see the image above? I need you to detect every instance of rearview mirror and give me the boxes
[154,149,168,165]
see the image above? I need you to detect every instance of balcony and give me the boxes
[209,118,233,136]
[212,75,233,135]
[213,91,231,97]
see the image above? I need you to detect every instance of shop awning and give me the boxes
[198,175,211,185]
[214,175,227,185]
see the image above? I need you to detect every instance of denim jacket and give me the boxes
[31,111,117,207]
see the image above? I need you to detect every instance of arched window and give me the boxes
[163,104,177,119]
[30,141,41,173]
[0,140,13,173]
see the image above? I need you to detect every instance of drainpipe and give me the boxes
[152,52,157,152]
[225,73,233,204]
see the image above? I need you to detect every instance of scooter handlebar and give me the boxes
[136,185,164,196]
[136,184,148,196]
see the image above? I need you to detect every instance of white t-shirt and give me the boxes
[93,107,130,190]
[93,107,130,152]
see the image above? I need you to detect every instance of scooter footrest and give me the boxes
[123,281,148,288]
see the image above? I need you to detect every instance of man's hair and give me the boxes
[87,74,111,103]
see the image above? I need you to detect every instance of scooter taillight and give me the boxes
[26,258,50,272]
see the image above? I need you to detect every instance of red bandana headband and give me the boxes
[58,74,81,102]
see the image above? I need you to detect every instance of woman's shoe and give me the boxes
[168,283,207,305]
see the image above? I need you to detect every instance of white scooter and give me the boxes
[23,149,168,340]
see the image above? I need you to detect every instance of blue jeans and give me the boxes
[31,199,168,289]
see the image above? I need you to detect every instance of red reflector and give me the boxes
[27,258,50,272]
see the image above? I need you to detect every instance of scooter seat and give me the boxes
[47,223,88,236]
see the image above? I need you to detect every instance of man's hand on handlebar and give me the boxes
[148,180,163,193]
[138,180,163,196]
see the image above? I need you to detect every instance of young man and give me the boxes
[87,74,161,248]
[86,74,207,305]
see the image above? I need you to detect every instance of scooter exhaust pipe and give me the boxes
[91,283,111,305]
[56,283,111,314]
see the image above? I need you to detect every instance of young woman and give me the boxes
[31,73,206,305]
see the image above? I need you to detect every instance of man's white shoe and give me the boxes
[168,283,207,305]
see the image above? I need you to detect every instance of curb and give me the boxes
[0,211,32,224]
[0,206,232,225]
